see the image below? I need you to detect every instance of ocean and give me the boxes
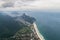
[26,11,60,40]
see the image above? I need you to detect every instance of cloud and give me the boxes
[20,0,36,2]
[0,0,60,10]
[2,2,14,8]
[0,0,37,8]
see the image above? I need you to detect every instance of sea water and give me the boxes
[26,11,60,40]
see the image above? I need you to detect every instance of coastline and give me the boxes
[33,22,45,40]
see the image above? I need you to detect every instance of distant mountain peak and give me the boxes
[21,13,36,24]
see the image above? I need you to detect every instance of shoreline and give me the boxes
[33,22,45,40]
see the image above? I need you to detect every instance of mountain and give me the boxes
[15,13,36,24]
[0,13,27,38]
[0,13,36,38]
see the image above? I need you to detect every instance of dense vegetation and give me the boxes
[17,26,32,34]
[0,13,27,38]
[0,13,36,40]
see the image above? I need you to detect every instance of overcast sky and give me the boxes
[0,0,60,10]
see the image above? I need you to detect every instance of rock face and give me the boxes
[21,13,36,24]
[14,13,36,26]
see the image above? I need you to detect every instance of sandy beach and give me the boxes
[33,22,45,40]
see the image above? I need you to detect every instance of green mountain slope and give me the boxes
[0,13,36,40]
[0,13,26,38]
